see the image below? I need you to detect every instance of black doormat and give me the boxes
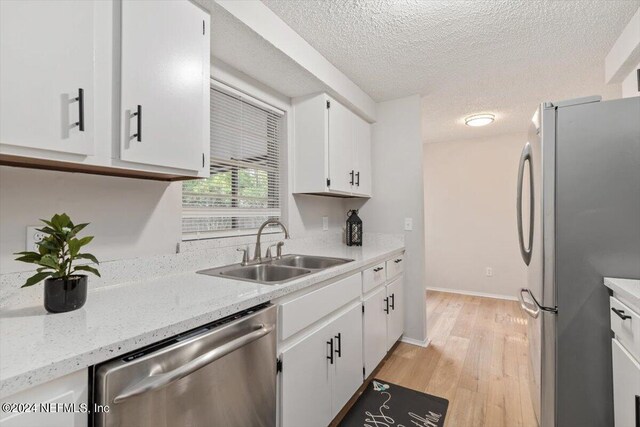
[338,379,448,427]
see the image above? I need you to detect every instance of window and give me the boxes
[182,83,283,239]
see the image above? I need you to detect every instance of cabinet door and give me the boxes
[0,369,87,427]
[327,98,354,193]
[0,0,95,155]
[386,276,404,350]
[331,304,364,417]
[363,287,388,377]
[280,322,333,427]
[353,116,372,197]
[120,0,208,171]
[612,339,640,427]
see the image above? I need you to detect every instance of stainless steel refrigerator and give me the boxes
[517,95,640,427]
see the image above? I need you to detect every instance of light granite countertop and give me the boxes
[0,239,404,398]
[604,277,640,309]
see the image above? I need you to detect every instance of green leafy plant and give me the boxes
[14,213,100,288]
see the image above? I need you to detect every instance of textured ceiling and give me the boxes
[194,0,326,98]
[263,0,639,143]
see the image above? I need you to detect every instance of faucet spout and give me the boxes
[254,219,289,262]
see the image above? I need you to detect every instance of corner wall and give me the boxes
[423,132,528,299]
[349,95,427,343]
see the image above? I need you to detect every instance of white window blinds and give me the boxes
[182,85,283,238]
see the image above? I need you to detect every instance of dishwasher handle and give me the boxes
[113,323,275,404]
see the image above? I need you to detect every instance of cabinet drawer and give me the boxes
[362,262,386,293]
[612,339,640,427]
[386,254,404,280]
[610,297,640,362]
[280,273,361,340]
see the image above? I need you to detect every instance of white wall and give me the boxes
[621,61,640,98]
[423,132,527,299]
[605,6,640,85]
[0,167,182,273]
[348,95,427,343]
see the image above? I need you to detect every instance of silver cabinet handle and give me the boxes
[519,288,557,319]
[113,323,274,404]
[517,142,534,266]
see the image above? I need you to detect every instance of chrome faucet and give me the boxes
[253,219,290,262]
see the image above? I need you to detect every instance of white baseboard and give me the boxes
[426,287,518,301]
[400,336,431,348]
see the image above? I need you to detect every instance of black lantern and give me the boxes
[346,209,363,246]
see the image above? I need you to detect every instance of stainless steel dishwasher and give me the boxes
[93,304,277,427]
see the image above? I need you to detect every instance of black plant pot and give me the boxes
[44,275,87,313]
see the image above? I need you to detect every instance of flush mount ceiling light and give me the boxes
[465,114,495,127]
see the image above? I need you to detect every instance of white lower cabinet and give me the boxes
[612,339,640,427]
[280,319,333,427]
[280,303,363,427]
[330,304,364,419]
[363,275,405,375]
[0,369,88,427]
[363,286,388,377]
[386,276,404,350]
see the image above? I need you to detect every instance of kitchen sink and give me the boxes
[197,254,354,285]
[271,254,353,269]
[223,264,311,283]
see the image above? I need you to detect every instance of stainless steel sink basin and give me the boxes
[197,254,354,285]
[223,264,311,282]
[272,254,353,269]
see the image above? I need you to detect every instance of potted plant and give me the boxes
[14,213,100,313]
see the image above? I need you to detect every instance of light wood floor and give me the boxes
[375,290,537,427]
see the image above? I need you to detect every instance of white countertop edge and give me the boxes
[604,277,640,308]
[0,245,404,398]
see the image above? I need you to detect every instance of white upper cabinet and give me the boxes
[293,93,372,197]
[353,114,372,197]
[0,0,95,156]
[327,99,354,193]
[0,0,210,180]
[120,0,209,172]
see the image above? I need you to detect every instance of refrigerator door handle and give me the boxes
[519,288,557,319]
[517,142,534,266]
[519,288,540,318]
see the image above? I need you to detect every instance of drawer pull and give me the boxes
[373,267,384,272]
[394,259,403,264]
[612,307,632,320]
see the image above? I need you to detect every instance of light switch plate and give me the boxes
[404,217,413,231]
[322,216,329,231]
[486,267,493,277]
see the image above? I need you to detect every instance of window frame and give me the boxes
[181,79,286,241]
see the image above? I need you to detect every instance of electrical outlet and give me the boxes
[26,226,45,252]
[322,216,329,231]
[404,217,413,231]
[486,267,493,277]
